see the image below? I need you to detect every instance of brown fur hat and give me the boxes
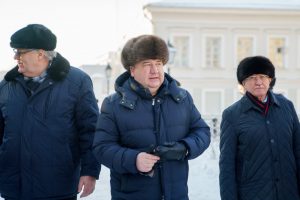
[121,35,169,70]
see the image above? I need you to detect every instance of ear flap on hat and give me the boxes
[269,77,276,90]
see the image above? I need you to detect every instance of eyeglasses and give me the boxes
[244,74,270,82]
[13,49,36,57]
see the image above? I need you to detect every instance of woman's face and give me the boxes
[242,74,272,101]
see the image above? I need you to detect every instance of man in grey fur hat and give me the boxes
[93,34,211,200]
[0,24,100,200]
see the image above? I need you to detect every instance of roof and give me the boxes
[146,0,300,10]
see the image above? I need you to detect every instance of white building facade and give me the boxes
[144,0,300,119]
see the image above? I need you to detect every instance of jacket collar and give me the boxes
[4,52,70,82]
[241,90,280,113]
[114,71,186,109]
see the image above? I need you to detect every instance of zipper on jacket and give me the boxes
[44,87,53,119]
[152,97,166,199]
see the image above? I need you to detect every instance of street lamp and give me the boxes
[167,40,176,74]
[105,63,112,95]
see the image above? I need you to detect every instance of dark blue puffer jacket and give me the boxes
[93,72,210,200]
[219,92,300,200]
[0,53,100,200]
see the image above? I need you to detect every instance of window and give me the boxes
[273,89,288,97]
[297,89,300,115]
[298,35,300,69]
[172,35,190,67]
[234,85,245,101]
[205,36,222,68]
[268,37,287,68]
[202,90,224,116]
[192,88,202,111]
[236,36,254,64]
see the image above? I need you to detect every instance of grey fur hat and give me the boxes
[121,35,169,70]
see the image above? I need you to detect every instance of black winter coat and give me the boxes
[0,54,100,200]
[219,92,300,200]
[93,72,211,200]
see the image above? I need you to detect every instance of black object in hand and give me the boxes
[153,142,187,160]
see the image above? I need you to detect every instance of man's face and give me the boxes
[130,59,165,96]
[243,74,272,101]
[13,48,43,77]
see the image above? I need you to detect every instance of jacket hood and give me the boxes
[4,52,70,82]
[113,71,186,109]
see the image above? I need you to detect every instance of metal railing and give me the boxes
[203,116,221,159]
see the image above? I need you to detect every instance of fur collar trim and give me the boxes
[4,52,70,82]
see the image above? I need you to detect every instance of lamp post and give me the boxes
[105,63,112,95]
[167,41,176,74]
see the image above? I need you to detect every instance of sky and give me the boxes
[0,0,156,71]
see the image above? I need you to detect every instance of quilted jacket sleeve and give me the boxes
[93,96,140,174]
[219,108,238,200]
[289,101,300,190]
[0,109,3,145]
[0,81,6,145]
[75,75,101,178]
[180,92,211,159]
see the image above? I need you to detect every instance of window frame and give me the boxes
[267,35,289,69]
[170,32,193,68]
[297,35,300,69]
[202,34,225,69]
[201,89,224,116]
[234,34,256,68]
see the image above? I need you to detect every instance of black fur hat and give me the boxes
[10,24,56,50]
[121,35,169,70]
[237,56,275,85]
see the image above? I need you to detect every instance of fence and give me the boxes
[203,116,221,160]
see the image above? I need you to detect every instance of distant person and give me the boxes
[219,56,300,200]
[93,34,211,200]
[0,24,100,200]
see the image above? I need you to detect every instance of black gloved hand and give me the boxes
[153,142,187,161]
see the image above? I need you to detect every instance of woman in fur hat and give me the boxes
[93,34,211,200]
[219,56,300,200]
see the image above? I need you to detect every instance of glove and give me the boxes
[153,142,187,161]
[139,169,155,178]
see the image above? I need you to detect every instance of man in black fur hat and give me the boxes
[93,34,211,200]
[219,56,300,200]
[0,24,100,200]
